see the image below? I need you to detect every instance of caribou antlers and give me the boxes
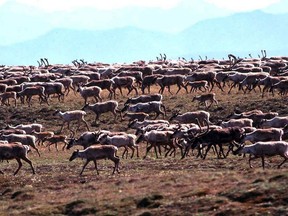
[222,54,243,71]
[72,59,87,68]
[261,49,267,60]
[37,58,50,68]
[156,53,167,62]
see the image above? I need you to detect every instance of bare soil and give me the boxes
[0,86,288,216]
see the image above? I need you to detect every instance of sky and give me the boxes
[0,0,281,11]
[0,0,287,46]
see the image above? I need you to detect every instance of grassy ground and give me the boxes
[0,85,288,216]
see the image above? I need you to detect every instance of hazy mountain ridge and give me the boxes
[1,11,287,65]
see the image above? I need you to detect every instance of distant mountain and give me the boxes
[0,27,181,65]
[179,10,288,58]
[1,10,288,65]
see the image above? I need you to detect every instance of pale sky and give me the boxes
[0,0,281,11]
[205,0,280,11]
[14,0,182,11]
[0,0,287,45]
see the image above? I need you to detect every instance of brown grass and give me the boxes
[0,85,288,216]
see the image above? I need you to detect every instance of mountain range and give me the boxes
[0,10,287,66]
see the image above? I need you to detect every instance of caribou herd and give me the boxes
[1,52,288,175]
